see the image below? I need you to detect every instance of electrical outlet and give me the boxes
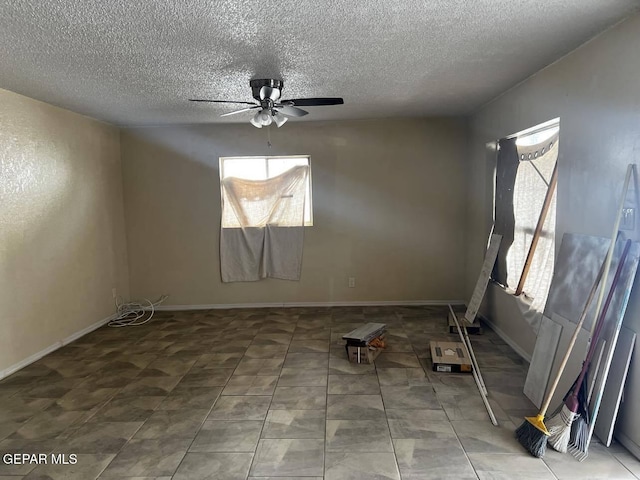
[621,208,635,230]
[112,288,117,299]
[348,277,356,288]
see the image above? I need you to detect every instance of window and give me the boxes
[219,156,313,227]
[218,155,311,282]
[493,119,559,317]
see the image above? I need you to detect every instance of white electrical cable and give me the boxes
[107,294,169,327]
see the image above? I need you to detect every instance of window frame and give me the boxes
[493,118,559,298]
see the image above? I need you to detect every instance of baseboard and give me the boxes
[615,432,640,461]
[152,299,467,311]
[0,312,116,381]
[0,343,62,382]
[480,314,533,363]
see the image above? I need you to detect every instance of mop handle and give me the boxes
[539,254,606,415]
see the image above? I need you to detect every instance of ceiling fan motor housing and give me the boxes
[250,78,283,103]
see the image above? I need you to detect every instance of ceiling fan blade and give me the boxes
[189,99,257,105]
[259,86,281,102]
[220,106,260,117]
[280,97,344,107]
[274,105,308,117]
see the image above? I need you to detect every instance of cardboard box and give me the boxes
[447,310,483,335]
[346,344,382,364]
[430,341,472,373]
[344,329,386,365]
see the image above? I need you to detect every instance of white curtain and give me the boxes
[507,134,558,331]
[220,165,309,282]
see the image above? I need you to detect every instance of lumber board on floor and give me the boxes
[342,323,387,343]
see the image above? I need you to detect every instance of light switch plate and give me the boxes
[621,208,635,230]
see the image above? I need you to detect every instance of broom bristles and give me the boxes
[567,374,591,461]
[515,417,549,458]
[547,405,578,453]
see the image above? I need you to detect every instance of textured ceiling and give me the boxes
[0,0,638,126]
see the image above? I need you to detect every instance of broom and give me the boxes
[547,314,603,455]
[546,239,631,452]
[568,345,608,460]
[515,254,606,457]
[567,362,595,459]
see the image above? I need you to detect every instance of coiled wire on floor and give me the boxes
[108,294,169,327]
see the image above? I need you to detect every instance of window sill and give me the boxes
[490,280,534,309]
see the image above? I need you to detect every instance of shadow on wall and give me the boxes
[121,119,468,304]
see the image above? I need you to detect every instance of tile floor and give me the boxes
[0,305,638,479]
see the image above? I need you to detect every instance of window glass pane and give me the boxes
[302,179,311,225]
[222,158,266,180]
[515,126,559,147]
[268,157,308,177]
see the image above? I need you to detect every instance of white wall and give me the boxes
[120,118,469,306]
[467,15,640,454]
[0,88,129,376]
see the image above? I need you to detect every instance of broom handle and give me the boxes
[571,240,631,397]
[587,339,606,403]
[538,255,607,416]
[515,163,558,296]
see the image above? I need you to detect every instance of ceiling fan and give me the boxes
[189,79,344,128]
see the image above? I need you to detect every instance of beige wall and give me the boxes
[120,118,468,306]
[0,88,129,375]
[467,15,640,454]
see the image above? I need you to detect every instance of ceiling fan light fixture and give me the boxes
[273,114,288,128]
[258,110,272,126]
[250,112,263,128]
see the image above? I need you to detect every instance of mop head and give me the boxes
[547,405,579,453]
[516,414,550,458]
